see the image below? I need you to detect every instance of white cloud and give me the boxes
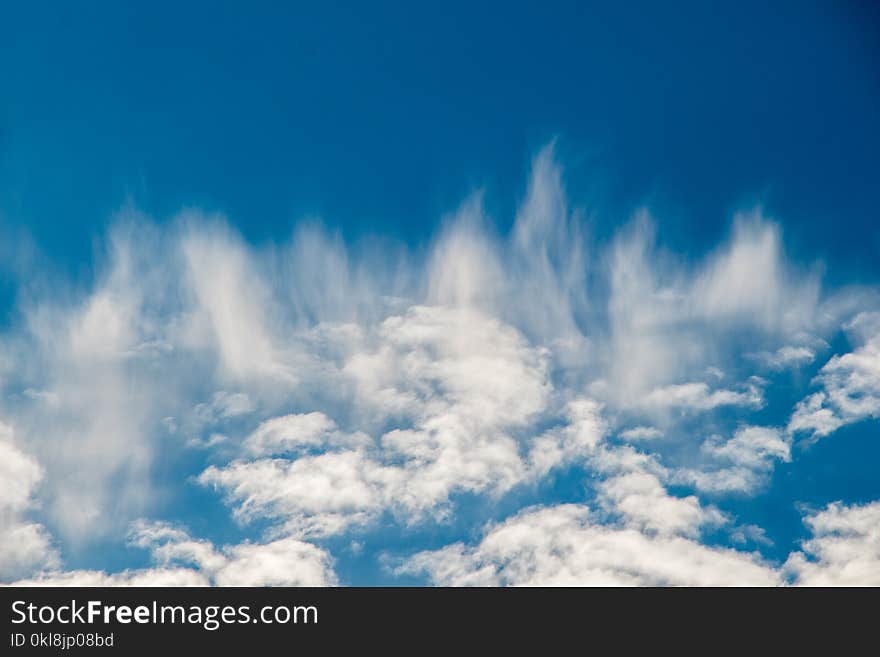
[10,568,210,587]
[12,520,337,587]
[403,485,880,588]
[201,306,588,537]
[243,412,367,456]
[398,504,778,586]
[597,469,723,537]
[749,345,816,371]
[785,501,880,586]
[0,223,174,542]
[692,217,819,332]
[0,423,59,579]
[619,426,663,442]
[527,399,606,479]
[730,524,773,547]
[676,426,791,494]
[426,198,505,312]
[603,213,821,409]
[788,312,880,439]
[130,521,337,586]
[641,380,764,413]
[588,443,727,537]
[179,220,291,383]
[200,450,398,537]
[787,393,846,438]
[702,426,790,468]
[1,142,874,587]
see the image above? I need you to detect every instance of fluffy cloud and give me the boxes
[200,307,603,538]
[398,504,778,586]
[640,380,764,413]
[591,444,726,537]
[788,312,880,439]
[130,521,337,586]
[0,424,59,579]
[243,412,364,456]
[527,399,606,479]
[13,520,336,587]
[401,495,880,587]
[676,426,791,494]
[10,569,210,587]
[0,143,876,586]
[785,501,880,585]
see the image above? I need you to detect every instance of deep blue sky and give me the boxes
[1,1,878,284]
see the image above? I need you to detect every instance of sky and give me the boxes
[0,1,879,586]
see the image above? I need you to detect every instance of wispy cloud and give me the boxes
[0,143,877,585]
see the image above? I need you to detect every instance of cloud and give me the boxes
[787,393,846,439]
[243,412,365,456]
[0,142,875,586]
[527,399,606,479]
[397,504,778,586]
[0,424,59,579]
[198,391,255,422]
[12,520,336,587]
[597,469,723,537]
[788,312,880,439]
[200,307,601,538]
[749,345,816,371]
[619,426,663,442]
[0,222,175,542]
[602,213,821,409]
[591,444,726,537]
[399,482,880,587]
[9,569,210,587]
[675,426,791,494]
[130,521,337,586]
[691,217,819,332]
[179,220,291,383]
[640,380,764,413]
[200,450,398,537]
[785,501,880,585]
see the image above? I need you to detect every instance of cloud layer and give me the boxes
[1,144,877,586]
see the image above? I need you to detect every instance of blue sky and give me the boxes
[0,2,878,585]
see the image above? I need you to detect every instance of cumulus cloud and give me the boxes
[13,520,336,587]
[10,568,210,587]
[243,412,365,456]
[788,312,880,439]
[675,426,791,494]
[399,494,880,586]
[397,504,778,586]
[591,444,727,537]
[0,424,59,579]
[527,399,606,479]
[200,308,601,537]
[785,501,880,586]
